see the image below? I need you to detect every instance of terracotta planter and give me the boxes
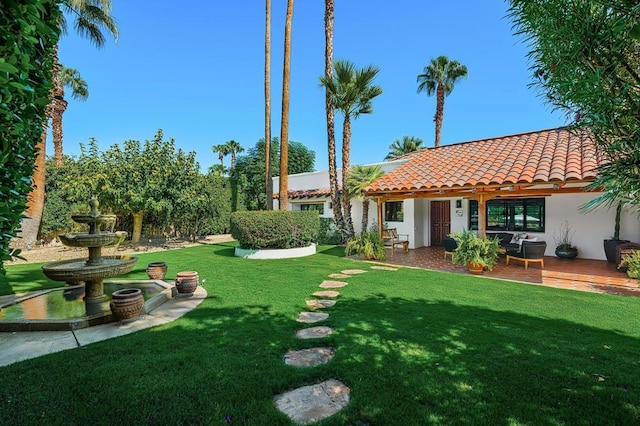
[110,288,144,320]
[146,262,168,280]
[176,271,199,294]
[467,262,484,275]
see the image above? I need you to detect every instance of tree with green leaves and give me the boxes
[21,0,117,250]
[100,130,200,244]
[234,138,315,210]
[225,140,244,171]
[508,0,640,209]
[346,165,385,233]
[417,56,468,147]
[212,143,231,172]
[0,0,61,270]
[53,66,89,166]
[385,135,424,160]
[319,59,383,237]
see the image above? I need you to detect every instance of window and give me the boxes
[300,203,324,214]
[469,198,545,232]
[384,201,404,222]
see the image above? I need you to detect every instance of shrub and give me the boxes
[345,231,386,260]
[230,211,320,249]
[317,217,342,245]
[450,229,499,270]
[622,250,640,279]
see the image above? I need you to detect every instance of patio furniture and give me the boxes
[382,228,409,254]
[506,240,547,269]
[442,236,458,261]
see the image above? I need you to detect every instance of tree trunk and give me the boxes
[434,82,445,147]
[361,198,370,234]
[279,0,294,210]
[265,0,273,210]
[19,122,49,248]
[324,0,343,229]
[341,116,354,237]
[131,210,144,245]
[52,97,67,167]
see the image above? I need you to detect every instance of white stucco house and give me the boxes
[273,128,640,260]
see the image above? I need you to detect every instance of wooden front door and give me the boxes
[431,200,451,246]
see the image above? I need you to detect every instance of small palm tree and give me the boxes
[346,165,384,233]
[384,135,424,160]
[208,164,228,177]
[225,140,244,171]
[52,66,89,166]
[212,143,231,170]
[417,56,468,147]
[320,59,383,238]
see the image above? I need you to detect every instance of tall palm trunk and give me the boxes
[435,82,445,147]
[324,0,344,231]
[341,116,354,237]
[279,0,294,210]
[52,97,67,166]
[264,0,273,210]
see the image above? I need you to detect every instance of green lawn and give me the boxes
[1,242,640,425]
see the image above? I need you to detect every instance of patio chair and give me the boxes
[382,228,409,254]
[506,240,547,269]
[442,236,458,261]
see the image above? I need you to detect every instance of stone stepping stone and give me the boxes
[296,326,334,339]
[274,379,350,424]
[328,273,351,279]
[313,290,339,298]
[319,280,348,289]
[284,347,334,367]
[306,299,336,309]
[297,312,329,323]
[370,265,398,271]
[341,269,367,275]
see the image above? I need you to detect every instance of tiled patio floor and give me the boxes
[381,246,640,297]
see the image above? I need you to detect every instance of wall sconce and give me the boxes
[438,189,444,195]
[507,185,515,191]
[552,183,559,190]
[471,187,476,194]
[329,202,332,208]
[455,200,462,209]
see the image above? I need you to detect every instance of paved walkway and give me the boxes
[0,286,207,367]
[383,246,640,297]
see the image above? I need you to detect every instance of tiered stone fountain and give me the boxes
[42,198,136,303]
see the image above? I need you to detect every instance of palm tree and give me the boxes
[417,56,468,147]
[279,0,294,210]
[320,59,383,238]
[52,66,89,166]
[208,164,227,177]
[346,164,384,233]
[21,0,117,248]
[225,140,244,171]
[384,135,424,160]
[264,0,273,209]
[212,143,231,171]
[324,0,344,231]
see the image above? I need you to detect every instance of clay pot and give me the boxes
[467,262,484,275]
[176,271,198,294]
[146,262,168,280]
[110,288,144,320]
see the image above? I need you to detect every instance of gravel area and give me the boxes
[7,234,234,265]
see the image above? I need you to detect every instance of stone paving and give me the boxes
[274,268,381,423]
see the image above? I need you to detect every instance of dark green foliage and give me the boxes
[508,1,640,206]
[0,0,61,271]
[317,217,342,244]
[345,230,386,260]
[230,210,320,249]
[234,137,315,210]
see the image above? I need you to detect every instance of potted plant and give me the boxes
[604,202,629,263]
[553,220,578,259]
[345,231,386,261]
[450,229,499,274]
[621,250,640,279]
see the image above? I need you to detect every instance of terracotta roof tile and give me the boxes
[366,128,602,194]
[273,188,336,199]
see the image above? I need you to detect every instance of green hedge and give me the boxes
[230,211,320,249]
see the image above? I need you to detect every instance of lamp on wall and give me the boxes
[471,187,476,194]
[552,183,559,190]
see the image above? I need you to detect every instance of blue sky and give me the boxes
[57,0,565,172]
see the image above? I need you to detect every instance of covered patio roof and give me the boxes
[365,127,605,235]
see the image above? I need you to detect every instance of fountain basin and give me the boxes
[59,232,120,248]
[71,213,116,225]
[42,255,137,283]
